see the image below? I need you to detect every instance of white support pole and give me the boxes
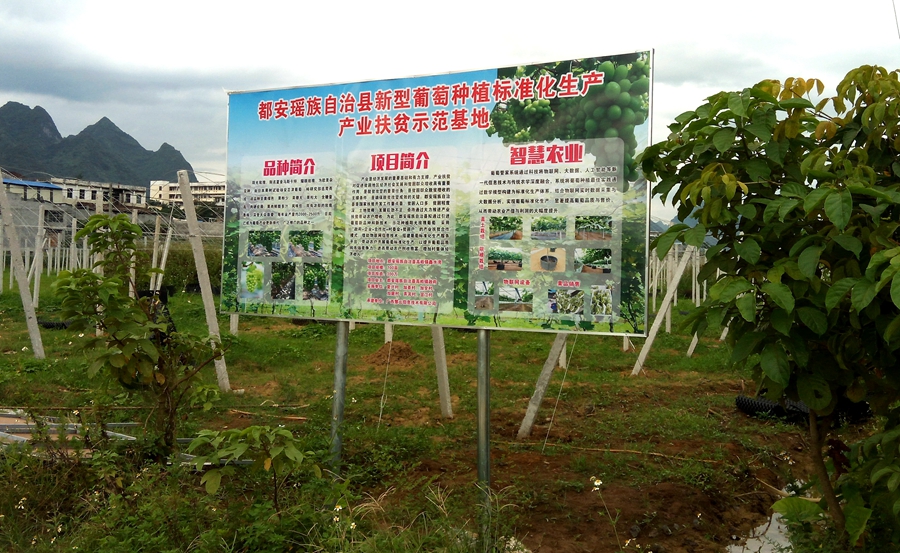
[0,222,5,293]
[149,216,161,291]
[68,218,77,271]
[431,325,453,418]
[686,333,700,357]
[129,209,138,298]
[94,201,103,275]
[665,248,674,333]
[32,206,45,309]
[385,322,394,343]
[0,179,45,358]
[349,321,356,331]
[229,313,239,335]
[517,332,569,439]
[558,335,568,368]
[32,238,45,309]
[631,246,695,376]
[178,170,230,392]
[155,226,173,292]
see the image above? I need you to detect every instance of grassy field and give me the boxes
[0,270,877,552]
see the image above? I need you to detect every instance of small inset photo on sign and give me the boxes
[553,289,585,314]
[247,231,281,257]
[474,281,495,310]
[240,261,265,299]
[575,216,613,241]
[271,262,297,300]
[287,230,324,259]
[530,216,566,240]
[488,248,523,271]
[530,247,566,272]
[499,285,532,312]
[489,216,523,240]
[301,263,329,302]
[591,285,613,317]
[574,248,612,273]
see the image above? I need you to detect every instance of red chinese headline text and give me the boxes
[263,158,316,177]
[510,143,584,165]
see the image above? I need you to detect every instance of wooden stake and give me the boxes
[178,170,230,392]
[0,178,45,358]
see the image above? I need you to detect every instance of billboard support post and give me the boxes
[476,327,491,550]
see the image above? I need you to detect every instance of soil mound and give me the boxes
[363,340,422,369]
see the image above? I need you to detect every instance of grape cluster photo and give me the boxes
[486,52,651,184]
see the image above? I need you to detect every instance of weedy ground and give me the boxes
[0,272,877,552]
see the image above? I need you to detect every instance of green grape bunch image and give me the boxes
[486,53,651,186]
[244,263,263,293]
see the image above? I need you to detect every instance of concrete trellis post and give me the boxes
[0,177,45,358]
[517,332,568,439]
[631,246,695,376]
[178,170,231,393]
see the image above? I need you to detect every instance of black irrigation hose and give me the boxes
[735,395,809,424]
[735,394,873,426]
[37,319,71,330]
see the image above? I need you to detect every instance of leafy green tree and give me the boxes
[642,66,900,545]
[54,214,222,456]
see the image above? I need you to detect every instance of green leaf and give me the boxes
[760,343,791,388]
[884,315,900,343]
[851,278,877,312]
[797,374,831,410]
[744,158,771,182]
[844,500,872,546]
[797,307,828,335]
[727,92,749,117]
[683,224,707,247]
[654,228,682,259]
[826,278,859,311]
[730,332,766,364]
[735,204,757,219]
[762,282,795,312]
[201,469,223,495]
[766,140,789,166]
[771,497,824,523]
[777,199,799,221]
[771,308,793,336]
[824,190,853,229]
[779,97,814,110]
[713,127,738,152]
[798,245,825,278]
[734,238,761,264]
[803,187,833,213]
[832,235,862,258]
[736,293,756,322]
[892,272,900,309]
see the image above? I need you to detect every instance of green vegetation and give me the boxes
[0,264,847,551]
[644,64,900,549]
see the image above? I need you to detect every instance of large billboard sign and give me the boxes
[222,51,652,335]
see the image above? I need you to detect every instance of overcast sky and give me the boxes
[1,1,898,220]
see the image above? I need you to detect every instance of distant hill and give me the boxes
[0,101,196,188]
